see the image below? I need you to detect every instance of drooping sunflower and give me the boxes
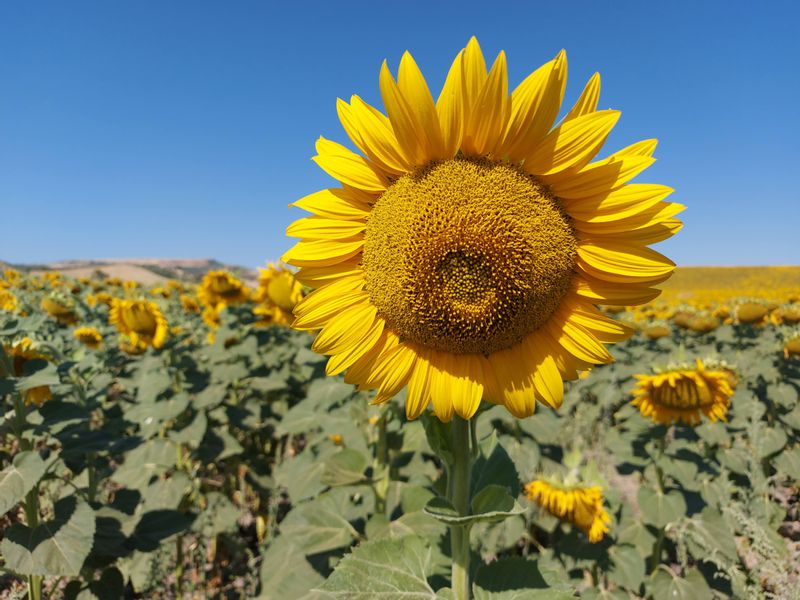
[524,479,610,543]
[284,38,682,421]
[642,322,670,340]
[109,299,168,349]
[631,359,735,426]
[253,263,304,326]
[1,337,53,406]
[784,331,800,359]
[73,326,103,349]
[41,293,79,325]
[180,294,201,313]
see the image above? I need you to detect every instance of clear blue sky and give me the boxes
[1,1,798,268]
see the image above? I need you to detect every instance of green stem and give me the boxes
[24,486,41,600]
[175,535,184,597]
[373,412,389,516]
[448,417,472,600]
[650,431,668,574]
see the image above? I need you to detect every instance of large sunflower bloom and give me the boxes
[284,38,683,421]
[198,270,250,309]
[631,359,734,426]
[2,337,53,406]
[109,299,168,349]
[524,479,610,543]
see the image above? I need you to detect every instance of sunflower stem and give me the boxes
[448,416,472,600]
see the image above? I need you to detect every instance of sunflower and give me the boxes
[202,303,223,344]
[109,299,168,349]
[642,323,670,340]
[41,293,78,325]
[631,359,734,426]
[735,301,769,325]
[180,294,201,313]
[283,38,682,421]
[253,263,304,326]
[784,331,800,359]
[1,337,53,406]
[73,326,103,349]
[524,479,610,543]
[198,270,250,308]
[0,289,17,312]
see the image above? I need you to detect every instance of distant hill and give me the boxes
[2,258,259,285]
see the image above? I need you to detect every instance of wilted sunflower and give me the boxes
[1,338,53,406]
[283,37,682,421]
[73,326,103,349]
[41,293,78,325]
[253,263,304,326]
[735,301,769,325]
[525,479,610,543]
[109,299,168,349]
[0,289,17,312]
[642,322,670,340]
[631,359,734,426]
[198,270,250,308]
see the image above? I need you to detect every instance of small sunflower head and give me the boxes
[256,263,304,314]
[783,330,800,359]
[73,326,103,349]
[687,313,719,334]
[199,270,250,308]
[179,294,201,313]
[642,322,671,340]
[524,479,610,543]
[109,299,168,349]
[2,268,22,286]
[0,289,18,312]
[735,301,769,325]
[119,336,147,355]
[41,293,78,325]
[150,286,171,299]
[2,337,53,406]
[631,359,735,426]
[777,305,800,325]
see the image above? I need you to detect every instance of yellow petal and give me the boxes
[573,274,661,307]
[405,351,432,419]
[461,37,487,112]
[436,49,465,156]
[524,110,620,176]
[577,242,676,283]
[500,50,567,159]
[397,52,446,159]
[462,51,508,156]
[611,138,658,158]
[286,217,366,240]
[294,257,363,287]
[313,137,388,192]
[574,202,685,234]
[488,345,536,418]
[326,316,386,376]
[312,302,377,355]
[428,352,455,423]
[569,305,633,342]
[338,96,411,175]
[547,156,654,199]
[282,239,363,268]
[562,184,674,222]
[291,188,371,220]
[565,72,600,121]
[293,289,368,330]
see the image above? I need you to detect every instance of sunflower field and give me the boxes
[1,263,799,600]
[2,37,800,600]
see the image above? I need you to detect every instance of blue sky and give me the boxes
[1,1,798,268]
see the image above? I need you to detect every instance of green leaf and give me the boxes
[607,544,646,591]
[472,557,550,594]
[111,439,176,490]
[322,448,368,486]
[649,567,711,600]
[754,425,787,459]
[421,414,454,465]
[1,496,95,576]
[193,491,240,537]
[273,452,327,502]
[260,537,324,600]
[134,369,171,403]
[0,451,46,517]
[471,433,520,497]
[638,486,686,528]
[318,535,445,598]
[684,507,738,561]
[279,494,359,555]
[423,485,525,526]
[16,362,60,391]
[774,445,800,479]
